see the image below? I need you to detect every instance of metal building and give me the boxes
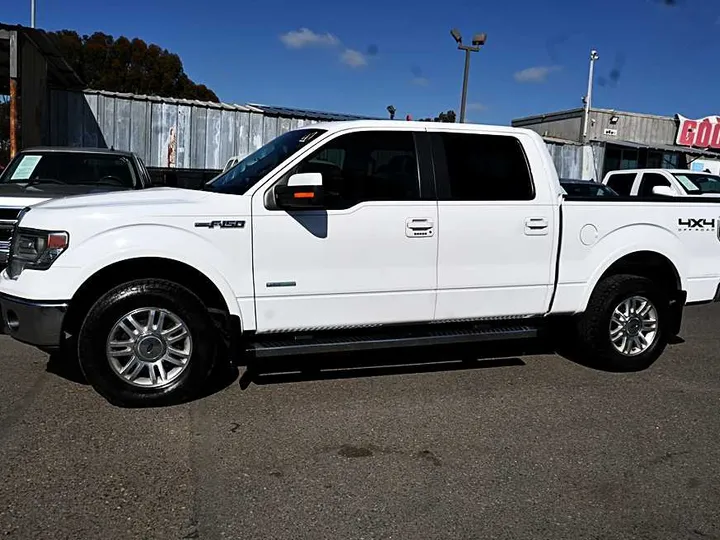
[0,23,83,165]
[47,89,380,171]
[512,107,720,180]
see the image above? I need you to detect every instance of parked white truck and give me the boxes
[2,120,720,406]
[602,168,720,198]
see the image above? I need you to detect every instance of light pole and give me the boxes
[30,0,36,27]
[450,28,487,123]
[582,49,599,140]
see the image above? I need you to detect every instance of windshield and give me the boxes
[560,181,618,197]
[204,128,326,195]
[0,151,137,188]
[672,173,720,194]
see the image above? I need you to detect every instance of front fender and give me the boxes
[1,224,253,323]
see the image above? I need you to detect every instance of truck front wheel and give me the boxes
[77,279,218,407]
[575,274,670,371]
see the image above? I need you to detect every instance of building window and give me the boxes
[603,145,640,176]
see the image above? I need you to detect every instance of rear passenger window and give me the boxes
[605,173,636,196]
[438,133,534,201]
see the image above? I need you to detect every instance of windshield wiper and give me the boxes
[23,178,68,189]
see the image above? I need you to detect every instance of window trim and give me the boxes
[429,132,536,202]
[262,129,433,211]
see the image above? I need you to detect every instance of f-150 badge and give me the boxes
[194,220,245,229]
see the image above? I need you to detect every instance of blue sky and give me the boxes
[4,0,719,124]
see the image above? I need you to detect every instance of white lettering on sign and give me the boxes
[676,114,720,149]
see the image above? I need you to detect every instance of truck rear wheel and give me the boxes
[575,274,670,371]
[77,279,217,407]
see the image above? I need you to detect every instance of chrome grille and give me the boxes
[0,208,22,264]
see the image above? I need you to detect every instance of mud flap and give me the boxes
[668,290,687,337]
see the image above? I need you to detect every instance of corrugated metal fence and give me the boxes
[48,89,603,180]
[48,89,374,170]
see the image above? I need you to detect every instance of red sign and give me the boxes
[676,114,720,149]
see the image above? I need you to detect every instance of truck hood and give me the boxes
[0,182,132,198]
[30,187,211,211]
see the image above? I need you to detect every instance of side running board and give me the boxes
[246,325,538,358]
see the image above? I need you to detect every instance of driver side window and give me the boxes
[285,130,421,209]
[638,173,672,197]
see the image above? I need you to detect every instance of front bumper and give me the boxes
[0,293,68,349]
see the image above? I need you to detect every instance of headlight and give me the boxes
[7,228,69,279]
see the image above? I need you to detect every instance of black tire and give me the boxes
[575,274,670,372]
[77,279,218,407]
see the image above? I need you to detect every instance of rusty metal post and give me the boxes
[9,78,19,159]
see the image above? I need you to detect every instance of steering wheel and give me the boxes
[96,175,126,187]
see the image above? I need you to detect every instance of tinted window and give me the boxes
[561,181,617,197]
[605,172,636,196]
[638,173,672,197]
[1,152,136,188]
[438,133,534,201]
[288,131,420,208]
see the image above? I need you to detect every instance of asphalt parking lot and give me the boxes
[1,305,719,540]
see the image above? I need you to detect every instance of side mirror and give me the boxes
[651,185,675,197]
[274,172,324,209]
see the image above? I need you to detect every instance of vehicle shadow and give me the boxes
[45,350,241,404]
[554,334,686,373]
[238,340,552,389]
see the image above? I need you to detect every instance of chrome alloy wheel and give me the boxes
[609,295,659,357]
[106,308,193,388]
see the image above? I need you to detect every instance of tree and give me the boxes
[49,31,219,102]
[418,110,456,123]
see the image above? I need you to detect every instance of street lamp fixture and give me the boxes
[450,28,487,123]
[582,49,600,140]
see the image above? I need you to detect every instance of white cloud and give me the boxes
[467,102,487,111]
[514,65,561,83]
[280,28,340,49]
[341,48,368,68]
[411,77,429,86]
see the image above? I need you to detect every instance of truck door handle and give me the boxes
[407,218,434,230]
[524,217,548,228]
[524,217,548,236]
[406,218,435,237]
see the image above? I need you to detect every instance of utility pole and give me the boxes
[582,49,599,140]
[450,28,487,123]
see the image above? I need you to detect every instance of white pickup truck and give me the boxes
[602,168,720,198]
[2,120,720,406]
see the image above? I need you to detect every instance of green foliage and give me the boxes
[418,110,457,123]
[49,30,219,102]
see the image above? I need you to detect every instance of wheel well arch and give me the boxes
[63,257,233,338]
[598,251,681,294]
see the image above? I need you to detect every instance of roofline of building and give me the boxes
[511,108,585,126]
[81,89,382,121]
[513,107,681,126]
